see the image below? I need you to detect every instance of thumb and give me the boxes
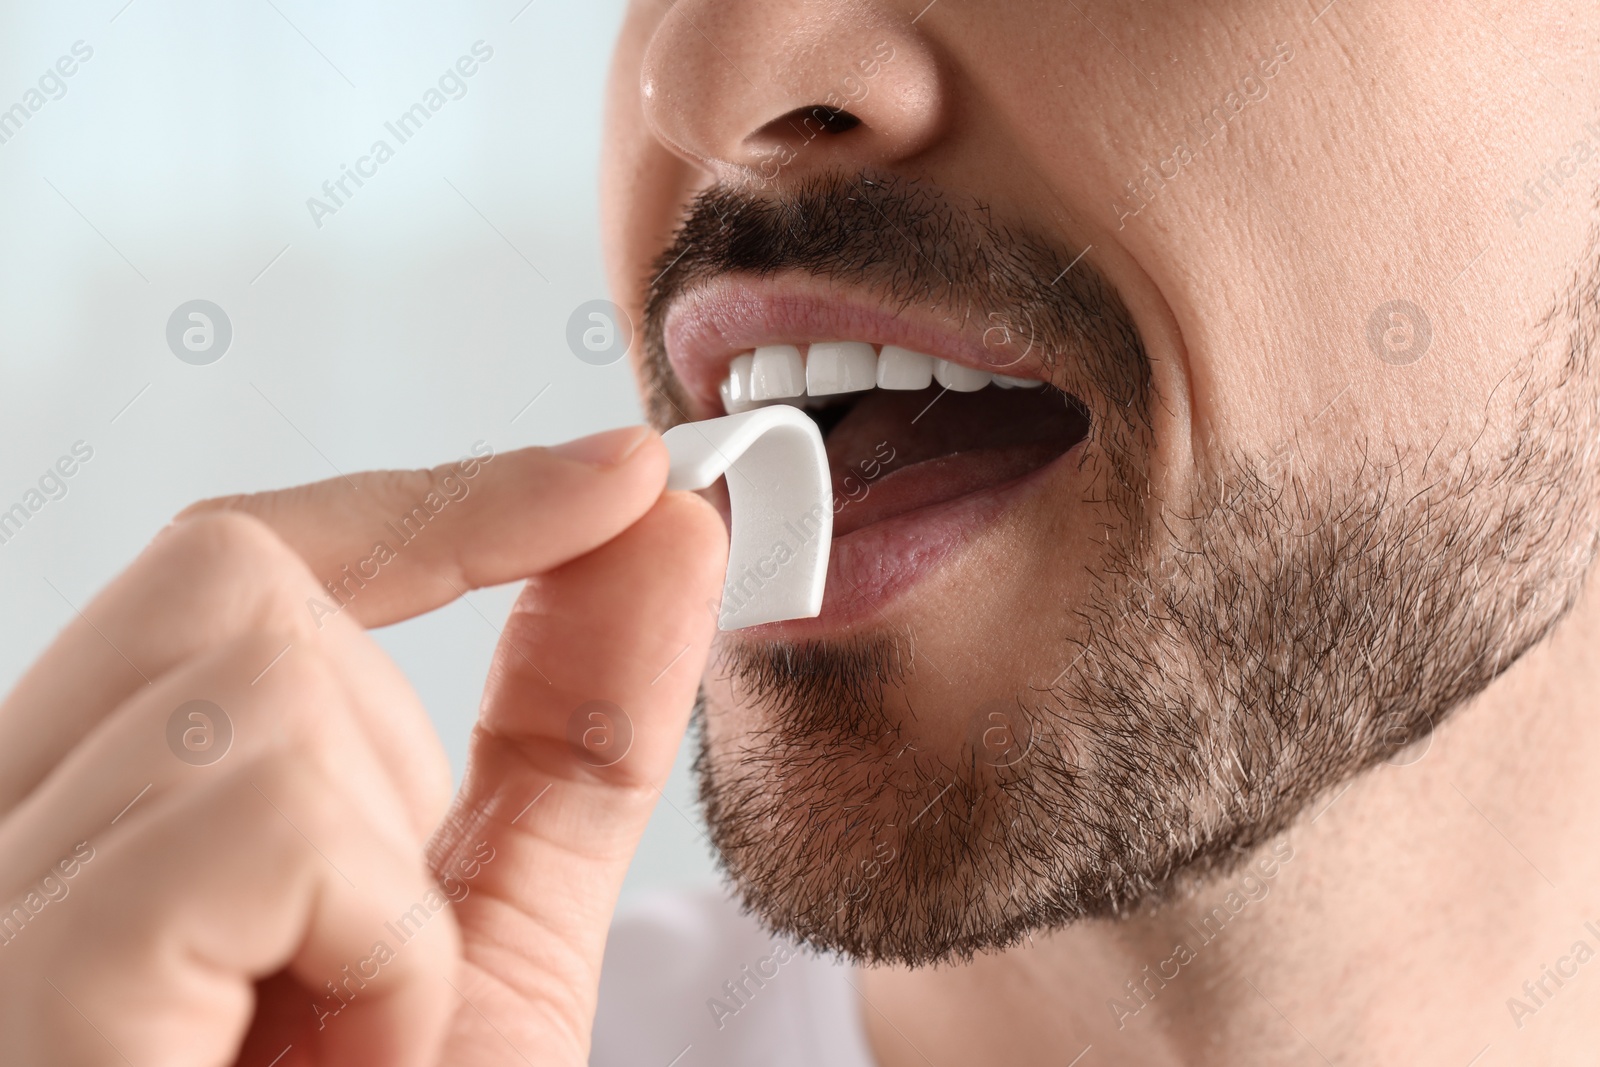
[429,489,727,1061]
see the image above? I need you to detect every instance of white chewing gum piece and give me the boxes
[662,405,833,630]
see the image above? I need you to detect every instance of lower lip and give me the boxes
[737,440,1088,639]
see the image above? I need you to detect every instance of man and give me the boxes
[1,1,1596,1064]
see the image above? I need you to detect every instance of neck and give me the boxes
[859,565,1600,1066]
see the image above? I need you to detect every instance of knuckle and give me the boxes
[389,463,442,498]
[172,490,251,524]
[242,753,350,849]
[150,510,321,639]
[366,464,474,581]
[158,509,299,578]
[376,464,466,522]
[250,645,350,757]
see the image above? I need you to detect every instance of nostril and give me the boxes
[753,104,864,146]
[797,106,863,135]
[639,10,945,176]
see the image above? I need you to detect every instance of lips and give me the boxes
[664,275,1092,630]
[663,276,1052,414]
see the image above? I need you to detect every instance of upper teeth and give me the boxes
[719,342,1043,414]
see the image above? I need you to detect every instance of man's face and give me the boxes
[602,0,1600,963]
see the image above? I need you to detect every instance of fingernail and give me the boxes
[549,426,652,468]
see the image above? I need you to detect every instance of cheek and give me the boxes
[602,7,695,317]
[1082,10,1581,477]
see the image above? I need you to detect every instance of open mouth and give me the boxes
[713,342,1090,540]
[661,280,1096,628]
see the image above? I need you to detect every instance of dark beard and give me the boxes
[649,174,1600,967]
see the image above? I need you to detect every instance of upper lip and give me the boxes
[661,273,1053,419]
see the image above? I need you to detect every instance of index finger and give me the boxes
[179,425,668,628]
[0,426,668,816]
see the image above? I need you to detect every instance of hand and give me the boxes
[0,426,728,1066]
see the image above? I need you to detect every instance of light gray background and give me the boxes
[0,0,719,908]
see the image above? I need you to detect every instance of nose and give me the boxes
[638,0,947,182]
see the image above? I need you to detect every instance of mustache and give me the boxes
[637,170,1154,449]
